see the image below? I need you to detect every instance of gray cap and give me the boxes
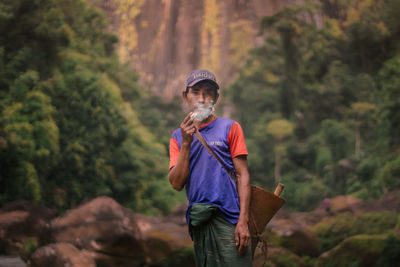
[186,69,219,89]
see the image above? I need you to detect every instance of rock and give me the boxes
[50,196,147,266]
[28,242,95,267]
[267,218,320,257]
[164,203,187,226]
[94,0,302,98]
[1,200,55,221]
[318,234,386,267]
[253,244,306,267]
[0,201,55,255]
[134,213,192,262]
[329,195,361,213]
[49,196,192,266]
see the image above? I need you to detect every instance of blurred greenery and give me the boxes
[1,0,400,217]
[314,211,399,252]
[0,0,185,215]
[226,0,400,210]
[375,234,400,267]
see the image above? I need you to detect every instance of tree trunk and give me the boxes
[355,128,360,156]
[275,150,281,184]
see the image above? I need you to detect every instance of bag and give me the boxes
[248,184,285,259]
[194,130,286,258]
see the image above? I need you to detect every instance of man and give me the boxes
[168,69,252,266]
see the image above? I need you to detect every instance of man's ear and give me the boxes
[214,92,219,103]
[182,89,188,101]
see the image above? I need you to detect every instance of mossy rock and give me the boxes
[317,234,386,267]
[267,219,320,256]
[314,211,399,252]
[151,246,195,267]
[375,234,400,267]
[262,245,307,267]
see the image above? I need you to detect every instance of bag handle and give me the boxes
[194,130,236,180]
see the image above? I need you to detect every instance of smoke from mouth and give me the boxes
[191,101,214,121]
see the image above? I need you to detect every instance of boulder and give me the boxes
[317,234,386,267]
[49,196,192,266]
[164,203,187,226]
[329,196,360,213]
[134,213,192,262]
[253,244,307,267]
[267,218,320,257]
[28,242,95,267]
[50,196,147,265]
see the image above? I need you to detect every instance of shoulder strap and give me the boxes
[194,130,236,180]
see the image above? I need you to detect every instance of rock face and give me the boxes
[29,243,96,267]
[94,0,302,98]
[1,197,192,267]
[49,197,147,266]
[47,196,191,266]
[1,193,399,266]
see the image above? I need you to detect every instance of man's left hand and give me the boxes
[235,219,250,254]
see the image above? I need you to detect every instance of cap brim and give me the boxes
[187,78,219,89]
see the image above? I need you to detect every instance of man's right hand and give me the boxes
[180,112,196,145]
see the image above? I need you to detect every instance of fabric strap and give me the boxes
[194,130,236,179]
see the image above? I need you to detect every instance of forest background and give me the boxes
[0,0,400,217]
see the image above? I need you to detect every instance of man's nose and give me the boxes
[197,92,205,103]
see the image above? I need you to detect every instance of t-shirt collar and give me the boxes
[198,116,217,130]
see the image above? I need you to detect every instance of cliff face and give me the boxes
[96,0,302,97]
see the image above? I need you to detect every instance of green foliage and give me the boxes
[282,174,329,210]
[314,211,399,252]
[375,234,400,267]
[377,55,400,149]
[226,0,400,209]
[0,0,181,215]
[318,234,386,267]
[154,246,195,267]
[19,237,38,261]
[379,154,400,191]
[264,246,304,267]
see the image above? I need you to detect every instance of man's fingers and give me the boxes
[184,124,196,133]
[182,112,194,125]
[235,231,239,246]
[237,233,250,254]
[182,112,192,123]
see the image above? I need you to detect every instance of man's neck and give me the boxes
[195,115,216,128]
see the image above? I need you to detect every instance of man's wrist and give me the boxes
[238,215,249,224]
[181,141,192,147]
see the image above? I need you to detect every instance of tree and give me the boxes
[350,102,376,156]
[0,0,183,215]
[266,119,294,184]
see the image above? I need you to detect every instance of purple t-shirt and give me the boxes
[170,117,246,225]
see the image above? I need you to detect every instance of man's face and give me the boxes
[183,82,219,112]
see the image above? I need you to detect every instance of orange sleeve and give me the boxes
[227,122,248,158]
[169,138,180,169]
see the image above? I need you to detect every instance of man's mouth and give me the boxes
[191,101,214,121]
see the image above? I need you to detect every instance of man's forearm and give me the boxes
[233,156,251,223]
[168,143,191,191]
[237,171,250,222]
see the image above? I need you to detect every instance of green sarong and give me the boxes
[190,204,252,267]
